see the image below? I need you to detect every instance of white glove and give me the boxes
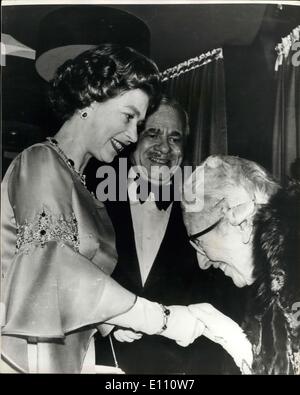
[113,329,143,343]
[161,305,205,347]
[188,303,253,374]
[105,297,165,335]
[106,297,205,347]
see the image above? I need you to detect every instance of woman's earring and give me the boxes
[80,112,88,119]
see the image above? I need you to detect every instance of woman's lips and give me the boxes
[111,138,127,154]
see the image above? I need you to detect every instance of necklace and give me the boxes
[46,137,87,187]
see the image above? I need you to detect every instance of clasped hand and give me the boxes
[113,328,143,342]
[114,305,205,347]
[188,303,253,374]
[113,302,253,374]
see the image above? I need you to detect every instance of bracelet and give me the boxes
[157,305,171,334]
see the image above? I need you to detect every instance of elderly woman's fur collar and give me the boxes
[253,180,300,314]
[244,180,300,374]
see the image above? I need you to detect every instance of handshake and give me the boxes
[107,298,253,374]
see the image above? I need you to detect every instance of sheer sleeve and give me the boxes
[2,145,136,340]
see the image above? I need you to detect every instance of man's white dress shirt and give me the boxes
[128,168,173,286]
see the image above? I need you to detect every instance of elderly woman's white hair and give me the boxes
[182,155,279,238]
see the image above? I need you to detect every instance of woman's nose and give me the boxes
[196,252,212,270]
[126,125,138,143]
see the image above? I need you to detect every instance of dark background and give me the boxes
[2,2,299,374]
[2,3,300,175]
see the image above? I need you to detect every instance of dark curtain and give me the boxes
[162,48,227,167]
[272,26,300,182]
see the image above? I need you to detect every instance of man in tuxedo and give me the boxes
[95,96,236,374]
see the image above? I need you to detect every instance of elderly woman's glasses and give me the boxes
[188,218,222,256]
[189,218,222,242]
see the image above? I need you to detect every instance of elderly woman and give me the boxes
[1,44,210,373]
[182,155,300,374]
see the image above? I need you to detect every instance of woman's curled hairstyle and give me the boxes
[48,43,161,121]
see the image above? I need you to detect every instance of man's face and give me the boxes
[189,219,255,288]
[132,104,184,184]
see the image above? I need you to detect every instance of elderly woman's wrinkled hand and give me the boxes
[188,303,253,374]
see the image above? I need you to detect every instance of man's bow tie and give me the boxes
[134,174,175,211]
